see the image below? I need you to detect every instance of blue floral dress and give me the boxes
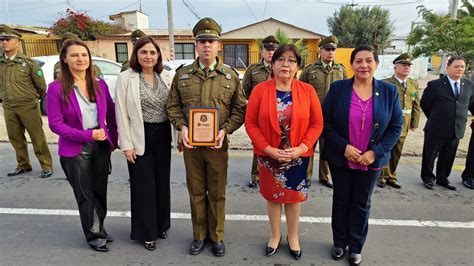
[257,90,310,203]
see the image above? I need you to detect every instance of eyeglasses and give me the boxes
[275,57,298,66]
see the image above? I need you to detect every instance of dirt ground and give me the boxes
[0,74,472,156]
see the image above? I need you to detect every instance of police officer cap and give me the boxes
[262,35,279,50]
[130,29,146,40]
[61,32,80,42]
[0,24,22,39]
[319,35,338,49]
[393,53,413,65]
[193,17,221,41]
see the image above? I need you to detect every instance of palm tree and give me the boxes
[255,28,308,61]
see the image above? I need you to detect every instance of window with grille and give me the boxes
[223,44,248,68]
[174,43,195,60]
[115,43,128,63]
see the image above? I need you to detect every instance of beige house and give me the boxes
[220,18,325,69]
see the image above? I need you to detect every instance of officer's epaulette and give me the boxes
[221,64,240,77]
[334,63,346,69]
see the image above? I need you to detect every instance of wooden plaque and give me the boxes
[189,107,219,146]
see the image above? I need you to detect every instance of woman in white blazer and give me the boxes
[115,36,173,251]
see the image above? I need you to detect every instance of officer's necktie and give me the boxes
[402,81,407,89]
[203,67,210,78]
[326,64,331,71]
[454,82,460,98]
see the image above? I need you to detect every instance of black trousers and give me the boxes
[329,165,380,254]
[60,141,111,248]
[462,127,474,180]
[421,132,460,183]
[128,121,171,241]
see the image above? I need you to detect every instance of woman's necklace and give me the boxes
[358,99,370,131]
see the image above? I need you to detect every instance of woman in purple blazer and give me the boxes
[47,39,118,252]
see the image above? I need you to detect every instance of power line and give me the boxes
[262,0,269,20]
[300,0,424,6]
[182,0,200,20]
[243,0,266,34]
[97,0,141,19]
[1,2,65,13]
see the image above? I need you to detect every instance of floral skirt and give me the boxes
[257,156,310,203]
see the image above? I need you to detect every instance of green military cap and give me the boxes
[319,35,338,49]
[61,32,80,42]
[393,53,413,65]
[130,29,146,40]
[262,35,279,50]
[193,17,221,41]
[0,24,22,39]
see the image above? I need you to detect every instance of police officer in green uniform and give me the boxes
[53,33,103,80]
[167,18,246,257]
[120,29,146,72]
[299,35,347,188]
[378,53,420,189]
[242,35,279,188]
[0,25,53,178]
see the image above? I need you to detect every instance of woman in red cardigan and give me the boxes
[245,44,323,260]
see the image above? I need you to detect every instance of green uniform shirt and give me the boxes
[383,75,421,137]
[299,59,347,103]
[0,52,46,107]
[242,59,272,99]
[167,57,246,134]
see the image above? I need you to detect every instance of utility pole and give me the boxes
[440,0,459,76]
[5,0,11,25]
[167,0,175,60]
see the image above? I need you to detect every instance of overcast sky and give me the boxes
[1,0,452,36]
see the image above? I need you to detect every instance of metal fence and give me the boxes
[20,39,60,57]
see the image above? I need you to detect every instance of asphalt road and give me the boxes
[0,143,473,265]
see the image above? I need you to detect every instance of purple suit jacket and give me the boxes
[47,79,118,157]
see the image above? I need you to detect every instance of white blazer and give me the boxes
[115,68,173,155]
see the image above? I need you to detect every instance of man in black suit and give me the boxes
[461,120,474,189]
[420,56,474,190]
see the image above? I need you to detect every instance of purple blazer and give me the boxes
[47,79,118,157]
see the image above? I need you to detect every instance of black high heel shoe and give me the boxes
[287,235,302,260]
[158,231,168,239]
[265,235,282,257]
[144,241,156,251]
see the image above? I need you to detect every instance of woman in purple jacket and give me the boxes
[47,39,118,252]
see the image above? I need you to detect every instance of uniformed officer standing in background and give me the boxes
[299,35,347,188]
[242,35,279,189]
[377,53,420,189]
[167,18,246,257]
[120,29,146,72]
[0,25,53,178]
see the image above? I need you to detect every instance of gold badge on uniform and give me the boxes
[225,73,231,80]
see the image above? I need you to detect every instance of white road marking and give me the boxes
[1,207,473,229]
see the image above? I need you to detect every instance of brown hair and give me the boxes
[129,36,163,74]
[59,39,99,104]
[270,44,301,78]
[447,56,465,66]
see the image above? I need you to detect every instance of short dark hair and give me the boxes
[271,44,302,66]
[129,36,163,74]
[447,56,465,66]
[350,44,379,64]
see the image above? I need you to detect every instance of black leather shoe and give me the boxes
[423,181,434,190]
[320,180,333,189]
[265,236,282,257]
[349,252,362,265]
[248,180,259,188]
[287,236,301,260]
[7,168,32,176]
[144,241,156,251]
[462,180,474,189]
[89,244,109,252]
[331,246,345,260]
[211,241,225,257]
[189,239,206,255]
[40,170,53,178]
[387,181,402,189]
[377,180,386,188]
[105,235,114,242]
[436,180,457,190]
[158,231,168,239]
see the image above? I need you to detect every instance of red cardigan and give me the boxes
[245,79,324,157]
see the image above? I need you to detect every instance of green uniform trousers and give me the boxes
[307,136,330,182]
[3,103,52,171]
[250,152,259,182]
[379,136,406,183]
[183,143,228,242]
